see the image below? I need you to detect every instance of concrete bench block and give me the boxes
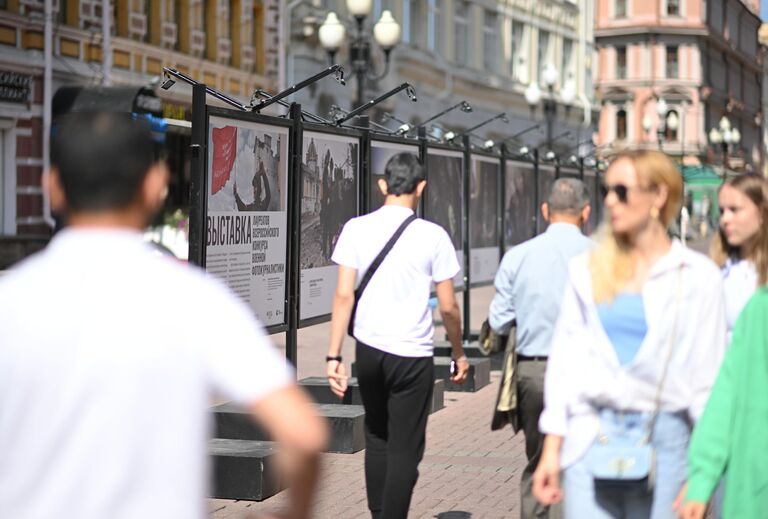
[211,402,366,454]
[209,439,283,501]
[299,377,445,414]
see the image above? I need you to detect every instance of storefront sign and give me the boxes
[0,71,31,104]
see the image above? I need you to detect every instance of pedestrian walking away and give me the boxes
[532,150,727,519]
[0,112,328,519]
[326,152,470,519]
[488,178,593,519]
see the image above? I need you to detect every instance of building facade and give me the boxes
[0,0,279,247]
[285,0,597,155]
[595,0,763,172]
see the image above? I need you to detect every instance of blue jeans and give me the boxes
[563,411,690,519]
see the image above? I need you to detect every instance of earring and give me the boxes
[650,207,660,219]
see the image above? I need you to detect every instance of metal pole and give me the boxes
[533,148,541,235]
[102,0,111,86]
[286,103,304,369]
[188,83,207,267]
[42,0,55,228]
[462,135,471,344]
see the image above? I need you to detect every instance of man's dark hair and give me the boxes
[384,153,425,195]
[51,112,155,211]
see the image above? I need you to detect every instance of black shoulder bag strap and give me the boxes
[347,214,417,339]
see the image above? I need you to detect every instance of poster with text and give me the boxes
[470,155,500,284]
[504,161,536,249]
[537,165,556,234]
[300,132,359,321]
[205,116,288,327]
[370,140,420,213]
[426,148,464,288]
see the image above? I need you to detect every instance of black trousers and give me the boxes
[355,342,435,519]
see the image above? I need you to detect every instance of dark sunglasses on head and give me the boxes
[600,183,631,204]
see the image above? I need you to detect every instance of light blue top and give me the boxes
[489,223,593,357]
[597,293,647,366]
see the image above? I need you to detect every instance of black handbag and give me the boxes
[347,214,417,339]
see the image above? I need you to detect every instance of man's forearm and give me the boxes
[441,305,463,358]
[328,293,354,356]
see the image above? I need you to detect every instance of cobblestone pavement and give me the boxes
[210,286,527,518]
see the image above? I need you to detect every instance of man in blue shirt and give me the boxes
[489,178,593,519]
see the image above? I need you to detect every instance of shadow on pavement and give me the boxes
[435,512,472,519]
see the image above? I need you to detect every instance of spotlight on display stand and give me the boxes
[330,105,398,134]
[443,112,508,144]
[250,64,346,112]
[251,89,333,125]
[161,67,250,111]
[334,83,417,126]
[500,123,541,153]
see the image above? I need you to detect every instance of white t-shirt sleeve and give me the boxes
[432,228,460,282]
[331,220,358,268]
[199,280,293,405]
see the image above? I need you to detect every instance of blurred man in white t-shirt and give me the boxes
[0,112,327,519]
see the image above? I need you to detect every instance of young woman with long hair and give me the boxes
[531,150,727,518]
[709,174,768,338]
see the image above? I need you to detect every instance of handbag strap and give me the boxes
[645,263,684,442]
[347,214,417,338]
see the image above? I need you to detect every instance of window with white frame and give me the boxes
[510,20,525,81]
[483,10,498,72]
[616,45,627,79]
[666,0,680,16]
[538,30,551,84]
[561,38,575,85]
[666,45,678,78]
[615,0,627,18]
[454,0,469,65]
[427,0,442,53]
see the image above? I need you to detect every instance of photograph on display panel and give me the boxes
[537,166,556,234]
[584,170,600,235]
[299,131,359,321]
[469,155,500,284]
[425,148,464,287]
[370,140,420,213]
[504,161,536,249]
[205,115,289,327]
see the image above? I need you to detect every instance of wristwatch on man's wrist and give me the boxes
[326,355,342,362]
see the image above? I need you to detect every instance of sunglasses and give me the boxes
[600,183,633,204]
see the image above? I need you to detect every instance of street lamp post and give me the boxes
[524,64,575,148]
[708,116,742,172]
[319,0,401,108]
[641,97,679,150]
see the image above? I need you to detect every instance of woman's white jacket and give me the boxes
[539,240,727,468]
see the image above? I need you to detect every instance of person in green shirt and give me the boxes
[678,287,768,519]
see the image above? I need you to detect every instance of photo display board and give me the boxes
[370,140,420,213]
[504,160,536,249]
[537,165,556,234]
[205,115,289,327]
[469,154,500,284]
[425,147,465,288]
[559,167,580,178]
[299,130,360,321]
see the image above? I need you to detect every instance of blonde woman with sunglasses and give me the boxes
[532,150,726,518]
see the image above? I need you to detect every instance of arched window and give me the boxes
[616,109,627,140]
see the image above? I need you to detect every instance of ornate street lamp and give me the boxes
[525,63,571,147]
[319,0,401,108]
[709,116,741,171]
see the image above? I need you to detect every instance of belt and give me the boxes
[517,354,548,362]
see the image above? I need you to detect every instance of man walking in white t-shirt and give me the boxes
[0,112,327,519]
[326,153,470,519]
